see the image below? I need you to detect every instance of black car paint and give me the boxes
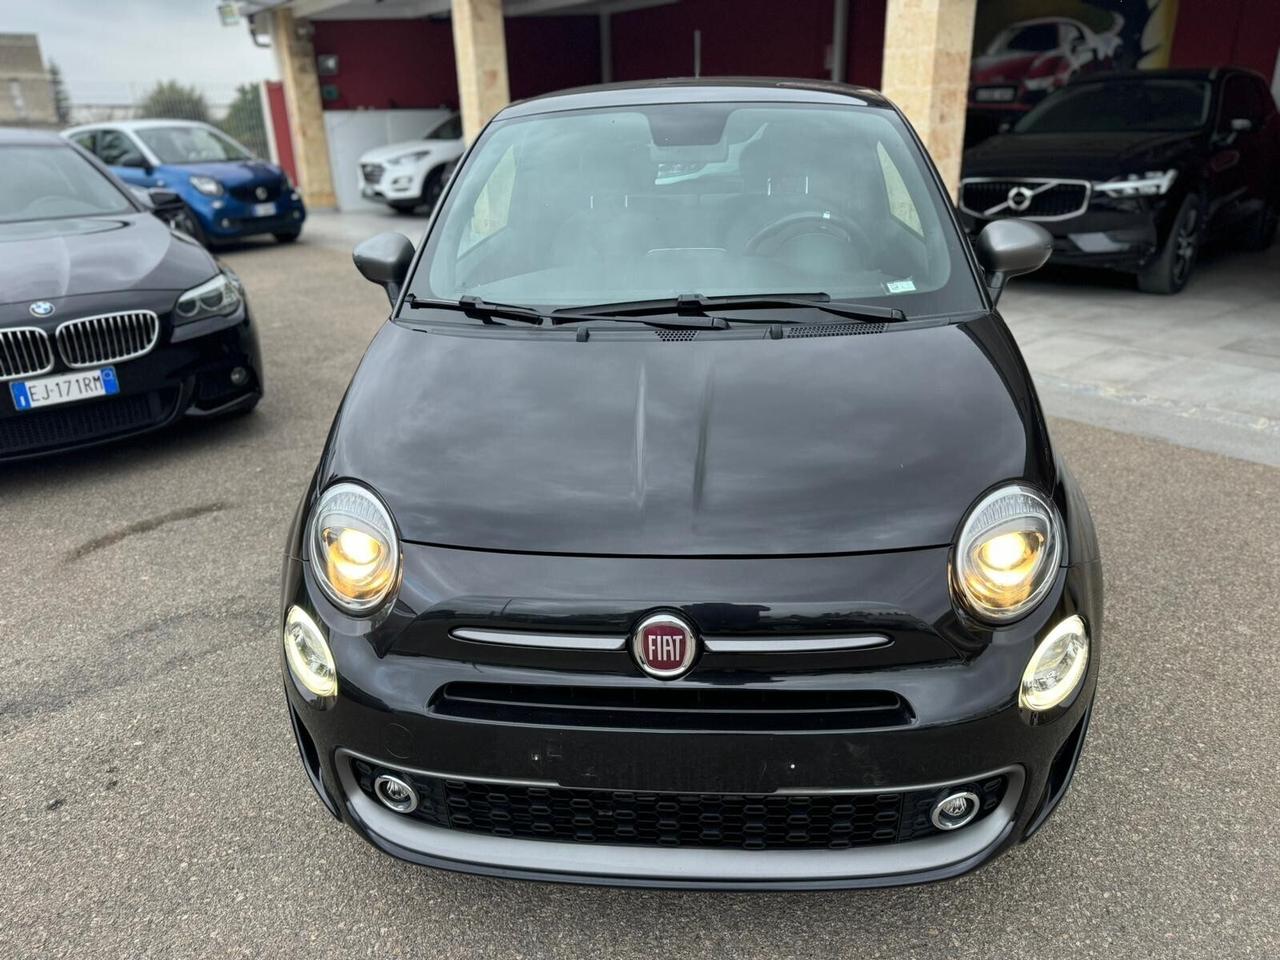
[282,79,1102,888]
[0,130,263,461]
[960,68,1280,271]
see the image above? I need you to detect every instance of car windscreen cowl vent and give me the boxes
[786,321,885,338]
[655,329,698,341]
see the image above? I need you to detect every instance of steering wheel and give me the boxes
[744,210,871,257]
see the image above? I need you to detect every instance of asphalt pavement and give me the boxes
[1,234,1277,959]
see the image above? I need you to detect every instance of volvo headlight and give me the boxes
[1020,614,1089,711]
[190,174,224,196]
[310,482,400,614]
[954,484,1062,623]
[174,273,241,324]
[1093,169,1177,198]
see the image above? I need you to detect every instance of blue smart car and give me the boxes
[64,119,306,247]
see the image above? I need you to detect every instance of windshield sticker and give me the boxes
[886,279,916,294]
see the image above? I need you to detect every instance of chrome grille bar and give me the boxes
[0,326,55,382]
[55,310,160,368]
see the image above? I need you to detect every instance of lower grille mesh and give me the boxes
[353,760,1006,851]
[0,389,176,457]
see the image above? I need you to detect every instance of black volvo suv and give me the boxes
[280,79,1101,889]
[960,68,1280,293]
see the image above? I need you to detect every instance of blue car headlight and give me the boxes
[174,272,242,324]
[190,175,224,197]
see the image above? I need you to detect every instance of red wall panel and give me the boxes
[1170,0,1280,78]
[311,16,600,111]
[263,80,297,183]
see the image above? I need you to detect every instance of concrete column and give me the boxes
[452,0,511,144]
[880,0,976,199]
[269,8,337,209]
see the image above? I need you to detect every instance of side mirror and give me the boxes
[973,218,1052,304]
[354,232,416,305]
[147,188,183,210]
[119,152,151,171]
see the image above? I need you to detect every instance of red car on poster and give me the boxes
[969,15,1124,116]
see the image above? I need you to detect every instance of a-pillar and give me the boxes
[268,7,337,209]
[880,0,977,198]
[452,0,511,144]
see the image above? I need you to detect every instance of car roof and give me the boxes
[0,126,71,146]
[497,77,890,121]
[63,118,216,134]
[1066,67,1260,86]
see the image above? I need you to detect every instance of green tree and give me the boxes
[48,61,71,125]
[218,83,268,159]
[137,80,209,122]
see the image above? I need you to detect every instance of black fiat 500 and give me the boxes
[281,79,1101,889]
[0,128,262,462]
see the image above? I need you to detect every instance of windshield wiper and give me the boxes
[550,292,906,325]
[404,295,545,325]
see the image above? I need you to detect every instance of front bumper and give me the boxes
[196,192,307,240]
[281,539,1102,889]
[359,163,429,203]
[961,202,1165,271]
[0,300,263,462]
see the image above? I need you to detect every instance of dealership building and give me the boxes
[245,0,1280,211]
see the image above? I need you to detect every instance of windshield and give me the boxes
[0,145,132,222]
[426,115,462,140]
[1015,79,1211,133]
[135,125,253,164]
[411,101,980,317]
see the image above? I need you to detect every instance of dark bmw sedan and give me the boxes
[0,129,262,461]
[960,68,1280,293]
[281,79,1102,889]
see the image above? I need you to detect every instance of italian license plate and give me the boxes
[10,366,119,412]
[252,201,277,217]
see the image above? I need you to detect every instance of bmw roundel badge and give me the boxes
[29,301,55,318]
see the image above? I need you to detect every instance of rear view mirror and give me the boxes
[354,232,416,305]
[973,219,1052,304]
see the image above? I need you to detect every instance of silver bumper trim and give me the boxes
[337,751,1023,884]
[449,627,889,655]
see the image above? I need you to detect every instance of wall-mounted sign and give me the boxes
[317,54,339,77]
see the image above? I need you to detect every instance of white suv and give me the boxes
[357,113,464,214]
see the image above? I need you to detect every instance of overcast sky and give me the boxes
[8,0,278,106]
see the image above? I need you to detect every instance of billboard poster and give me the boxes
[966,0,1180,144]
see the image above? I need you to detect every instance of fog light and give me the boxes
[230,366,249,386]
[374,773,418,813]
[220,218,232,228]
[1020,614,1089,712]
[283,606,337,698]
[931,790,980,830]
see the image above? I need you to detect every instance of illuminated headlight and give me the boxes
[954,484,1062,623]
[283,605,337,698]
[174,273,241,324]
[190,174,224,196]
[310,482,400,614]
[1020,615,1089,711]
[386,150,431,166]
[1093,169,1177,198]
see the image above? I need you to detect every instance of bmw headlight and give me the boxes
[174,273,241,324]
[310,482,400,614]
[954,484,1062,623]
[190,174,224,196]
[1093,169,1177,198]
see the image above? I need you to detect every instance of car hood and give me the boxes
[0,213,216,305]
[964,130,1199,180]
[359,140,438,164]
[322,315,1054,557]
[167,159,285,187]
